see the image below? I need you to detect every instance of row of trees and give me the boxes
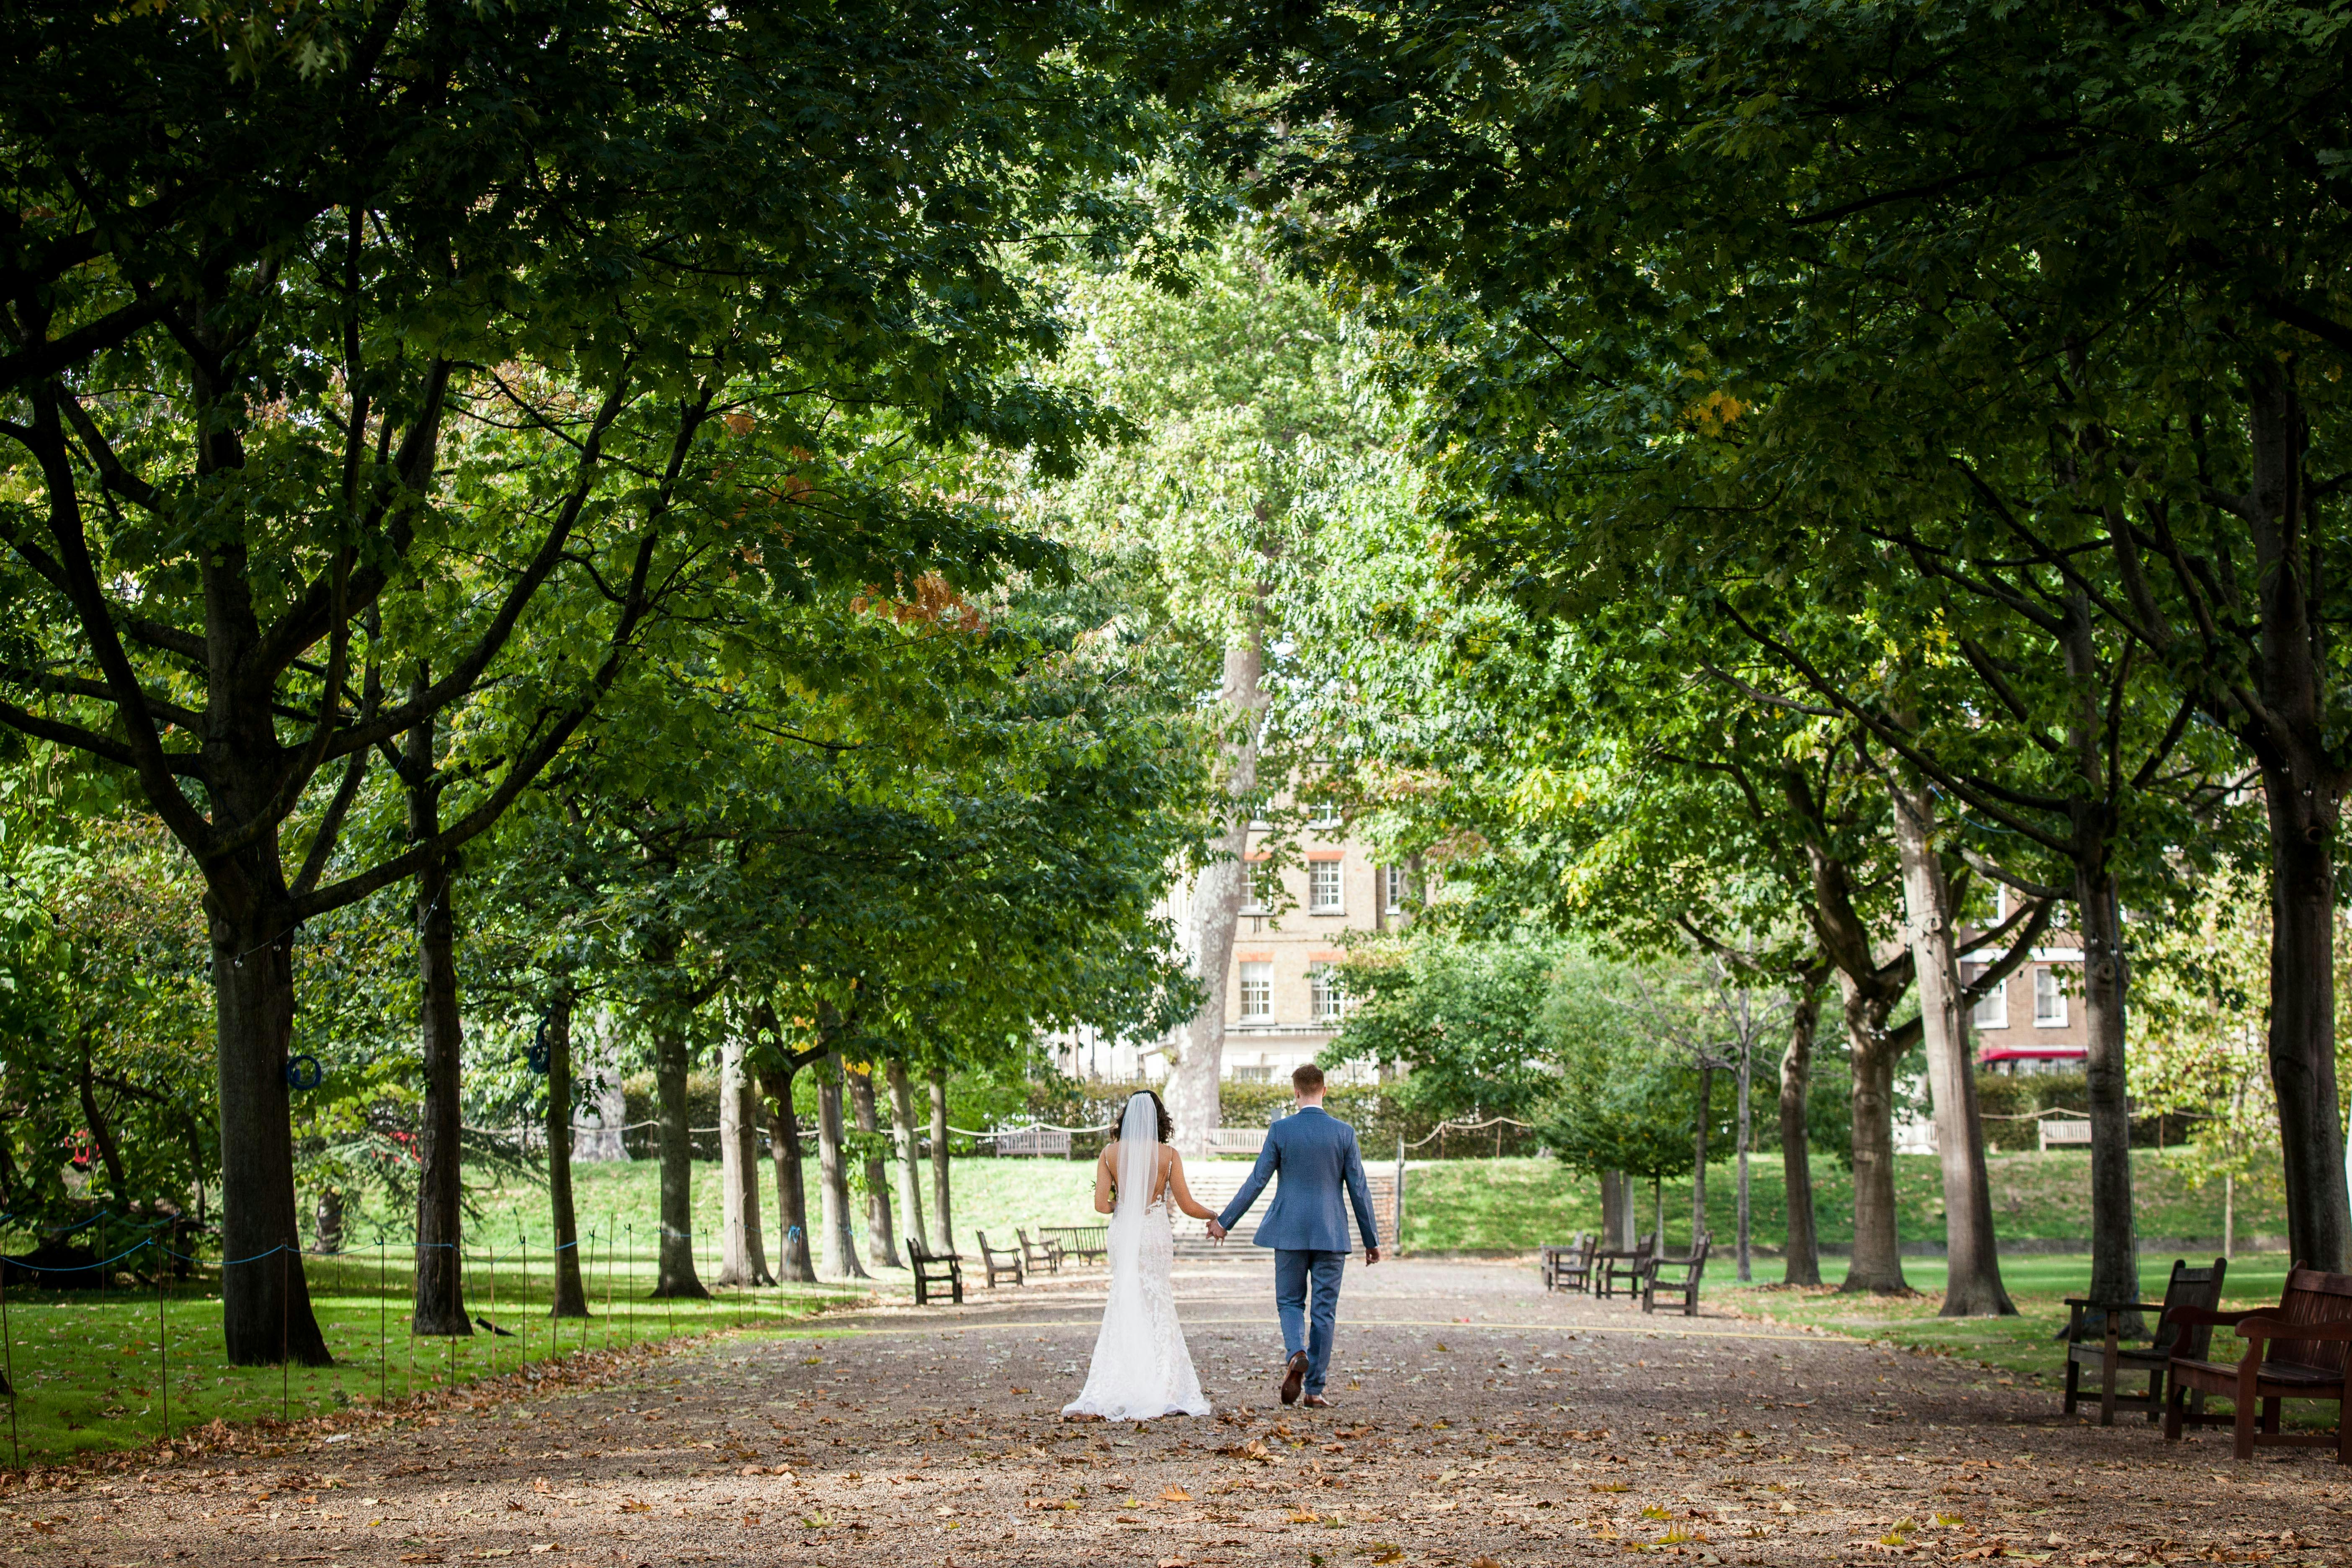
[1221,0,2352,1313]
[0,2,1221,1362]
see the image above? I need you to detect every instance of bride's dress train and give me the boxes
[1063,1195,1210,1420]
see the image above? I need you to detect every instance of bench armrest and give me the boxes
[2165,1306,2270,1331]
[2226,1316,2352,1344]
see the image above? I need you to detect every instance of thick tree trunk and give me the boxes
[1891,780,2013,1316]
[717,1032,772,1287]
[847,1065,897,1268]
[213,897,333,1364]
[544,983,589,1317]
[887,1057,930,1253]
[408,716,470,1339]
[650,1020,707,1299]
[1164,638,1263,1156]
[929,1069,954,1253]
[1600,1171,1630,1249]
[1841,981,1908,1295]
[1779,980,1824,1287]
[2242,366,2351,1271]
[1733,1042,1753,1283]
[818,1054,869,1279]
[756,1051,817,1284]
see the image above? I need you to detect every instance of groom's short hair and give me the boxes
[1292,1064,1325,1093]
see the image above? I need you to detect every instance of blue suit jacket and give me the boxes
[1215,1105,1381,1253]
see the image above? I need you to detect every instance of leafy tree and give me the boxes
[1324,931,1568,1130]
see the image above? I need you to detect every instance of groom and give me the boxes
[1208,1064,1381,1408]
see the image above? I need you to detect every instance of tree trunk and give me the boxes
[1840,980,1908,1295]
[717,1032,772,1286]
[756,1050,817,1284]
[1691,1063,1712,1242]
[818,1053,869,1279]
[1600,1171,1630,1249]
[887,1057,930,1253]
[1733,1040,1753,1283]
[930,1068,954,1253]
[650,1019,707,1299]
[1164,637,1263,1156]
[1779,978,1824,1287]
[213,897,333,1363]
[847,1065,897,1268]
[2076,861,2141,1309]
[544,983,589,1317]
[408,708,470,1339]
[2242,364,2351,1273]
[2267,771,2350,1270]
[1891,779,2013,1316]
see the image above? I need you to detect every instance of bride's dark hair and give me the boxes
[1123,1089,1175,1145]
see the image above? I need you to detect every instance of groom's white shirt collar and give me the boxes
[1292,1104,1330,1115]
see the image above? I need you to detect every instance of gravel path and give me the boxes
[15,1257,2351,1568]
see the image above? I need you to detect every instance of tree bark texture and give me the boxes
[214,902,333,1363]
[1778,977,1825,1287]
[1733,1040,1753,1283]
[1691,1063,1712,1242]
[1891,780,2013,1317]
[1599,1171,1630,1249]
[847,1065,897,1269]
[1840,980,1909,1294]
[886,1057,930,1253]
[407,708,470,1341]
[757,1050,817,1284]
[650,1020,707,1299]
[1164,637,1263,1157]
[818,1054,868,1279]
[717,1032,772,1286]
[2075,861,2141,1308]
[929,1069,954,1253]
[543,983,589,1317]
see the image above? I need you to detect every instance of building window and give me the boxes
[2034,966,2068,1027]
[1239,961,1273,1019]
[1230,1064,1273,1083]
[1309,802,1343,829]
[1248,861,1279,911]
[1971,975,2009,1032]
[1310,859,1344,912]
[1310,963,1345,1022]
[1383,866,1407,913]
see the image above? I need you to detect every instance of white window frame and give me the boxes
[1971,975,2009,1032]
[1309,962,1344,1022]
[1383,866,1406,913]
[1246,861,1279,912]
[2033,966,2068,1027]
[1309,859,1344,913]
[1239,960,1273,1019]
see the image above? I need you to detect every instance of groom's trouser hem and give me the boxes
[1274,1248,1346,1396]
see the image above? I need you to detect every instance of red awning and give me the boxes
[1978,1045,2087,1063]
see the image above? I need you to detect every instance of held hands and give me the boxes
[1205,1219,1228,1241]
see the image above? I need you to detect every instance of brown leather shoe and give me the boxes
[1301,1394,1332,1408]
[1279,1351,1308,1406]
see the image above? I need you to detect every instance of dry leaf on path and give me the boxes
[1161,1485,1193,1501]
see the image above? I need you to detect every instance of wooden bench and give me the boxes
[1541,1234,1594,1294]
[1041,1224,1109,1264]
[1644,1233,1711,1317]
[1595,1232,1656,1300]
[973,1230,1024,1288]
[1016,1228,1064,1276]
[2062,1256,2227,1425]
[906,1236,964,1306]
[2165,1263,2352,1462]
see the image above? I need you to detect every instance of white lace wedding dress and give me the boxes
[1063,1101,1211,1421]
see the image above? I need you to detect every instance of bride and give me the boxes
[1063,1090,1217,1420]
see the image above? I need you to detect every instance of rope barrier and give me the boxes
[1401,1114,1535,1149]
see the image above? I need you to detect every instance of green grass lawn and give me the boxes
[1400,1150,2276,1253]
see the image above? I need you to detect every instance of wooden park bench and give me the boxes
[1644,1233,1711,1317]
[1041,1224,1109,1264]
[973,1230,1024,1288]
[906,1235,964,1306]
[1016,1228,1064,1276]
[1595,1232,1656,1300]
[2061,1256,2227,1425]
[1541,1234,1595,1294]
[2164,1263,2352,1462]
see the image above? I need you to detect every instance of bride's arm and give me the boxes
[1165,1150,1217,1220]
[1093,1145,1118,1215]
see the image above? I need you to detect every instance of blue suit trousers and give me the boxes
[1274,1248,1347,1395]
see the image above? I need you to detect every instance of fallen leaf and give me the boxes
[529,1548,558,1557]
[1289,1509,1322,1525]
[1161,1485,1193,1502]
